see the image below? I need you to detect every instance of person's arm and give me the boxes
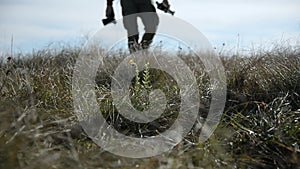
[107,0,113,6]
[105,0,114,18]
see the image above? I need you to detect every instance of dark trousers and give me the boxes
[120,0,159,52]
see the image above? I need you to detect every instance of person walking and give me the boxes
[105,0,170,53]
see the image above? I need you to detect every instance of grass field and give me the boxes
[0,44,299,169]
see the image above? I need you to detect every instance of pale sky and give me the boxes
[0,0,299,53]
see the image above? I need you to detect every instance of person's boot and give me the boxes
[129,41,141,53]
[140,40,152,50]
[128,34,139,53]
[141,33,155,50]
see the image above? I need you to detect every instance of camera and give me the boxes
[156,1,175,15]
[102,18,116,26]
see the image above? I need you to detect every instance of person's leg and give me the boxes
[120,0,140,52]
[136,0,159,49]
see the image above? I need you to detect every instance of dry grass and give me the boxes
[0,44,299,168]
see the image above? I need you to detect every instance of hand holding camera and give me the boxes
[156,1,175,15]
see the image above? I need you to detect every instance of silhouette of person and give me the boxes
[106,0,170,53]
